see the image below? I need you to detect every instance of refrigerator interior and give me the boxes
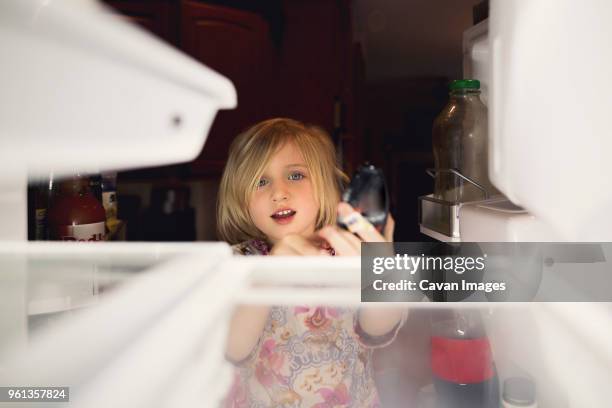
[1,245,611,407]
[0,0,611,407]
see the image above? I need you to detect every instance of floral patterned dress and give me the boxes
[225,240,404,408]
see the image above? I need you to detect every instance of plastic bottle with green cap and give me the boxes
[432,79,499,202]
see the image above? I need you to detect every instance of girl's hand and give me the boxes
[325,203,405,338]
[317,202,395,256]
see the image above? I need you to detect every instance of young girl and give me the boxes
[217,118,405,407]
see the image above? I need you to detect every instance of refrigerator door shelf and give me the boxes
[0,241,232,347]
[418,194,462,241]
[419,194,510,242]
[459,198,563,242]
[1,249,611,407]
[0,0,236,180]
[0,242,236,408]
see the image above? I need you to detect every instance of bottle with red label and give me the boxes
[430,309,499,408]
[47,173,106,242]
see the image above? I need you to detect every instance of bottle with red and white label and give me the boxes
[47,174,106,242]
[430,309,500,408]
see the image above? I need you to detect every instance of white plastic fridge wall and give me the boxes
[488,0,612,241]
[0,243,611,407]
[0,0,236,181]
[463,20,489,106]
[0,0,236,240]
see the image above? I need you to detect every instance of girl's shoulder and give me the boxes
[231,239,271,256]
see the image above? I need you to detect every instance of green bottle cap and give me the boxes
[450,79,480,90]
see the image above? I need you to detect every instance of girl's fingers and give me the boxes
[271,204,392,257]
[339,228,362,250]
[318,226,361,256]
[337,202,386,243]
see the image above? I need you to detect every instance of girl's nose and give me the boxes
[271,183,289,202]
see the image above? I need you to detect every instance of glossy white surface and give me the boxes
[459,198,563,242]
[0,243,611,407]
[0,0,236,240]
[0,242,235,407]
[0,0,235,179]
[463,19,489,105]
[489,0,612,240]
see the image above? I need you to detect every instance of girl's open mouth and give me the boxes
[271,208,296,224]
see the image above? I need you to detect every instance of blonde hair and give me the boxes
[217,118,348,244]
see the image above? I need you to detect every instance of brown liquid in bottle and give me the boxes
[47,174,106,242]
[432,80,499,203]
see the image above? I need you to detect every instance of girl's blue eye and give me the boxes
[288,172,304,181]
[257,178,269,188]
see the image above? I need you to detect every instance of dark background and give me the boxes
[100,0,485,243]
